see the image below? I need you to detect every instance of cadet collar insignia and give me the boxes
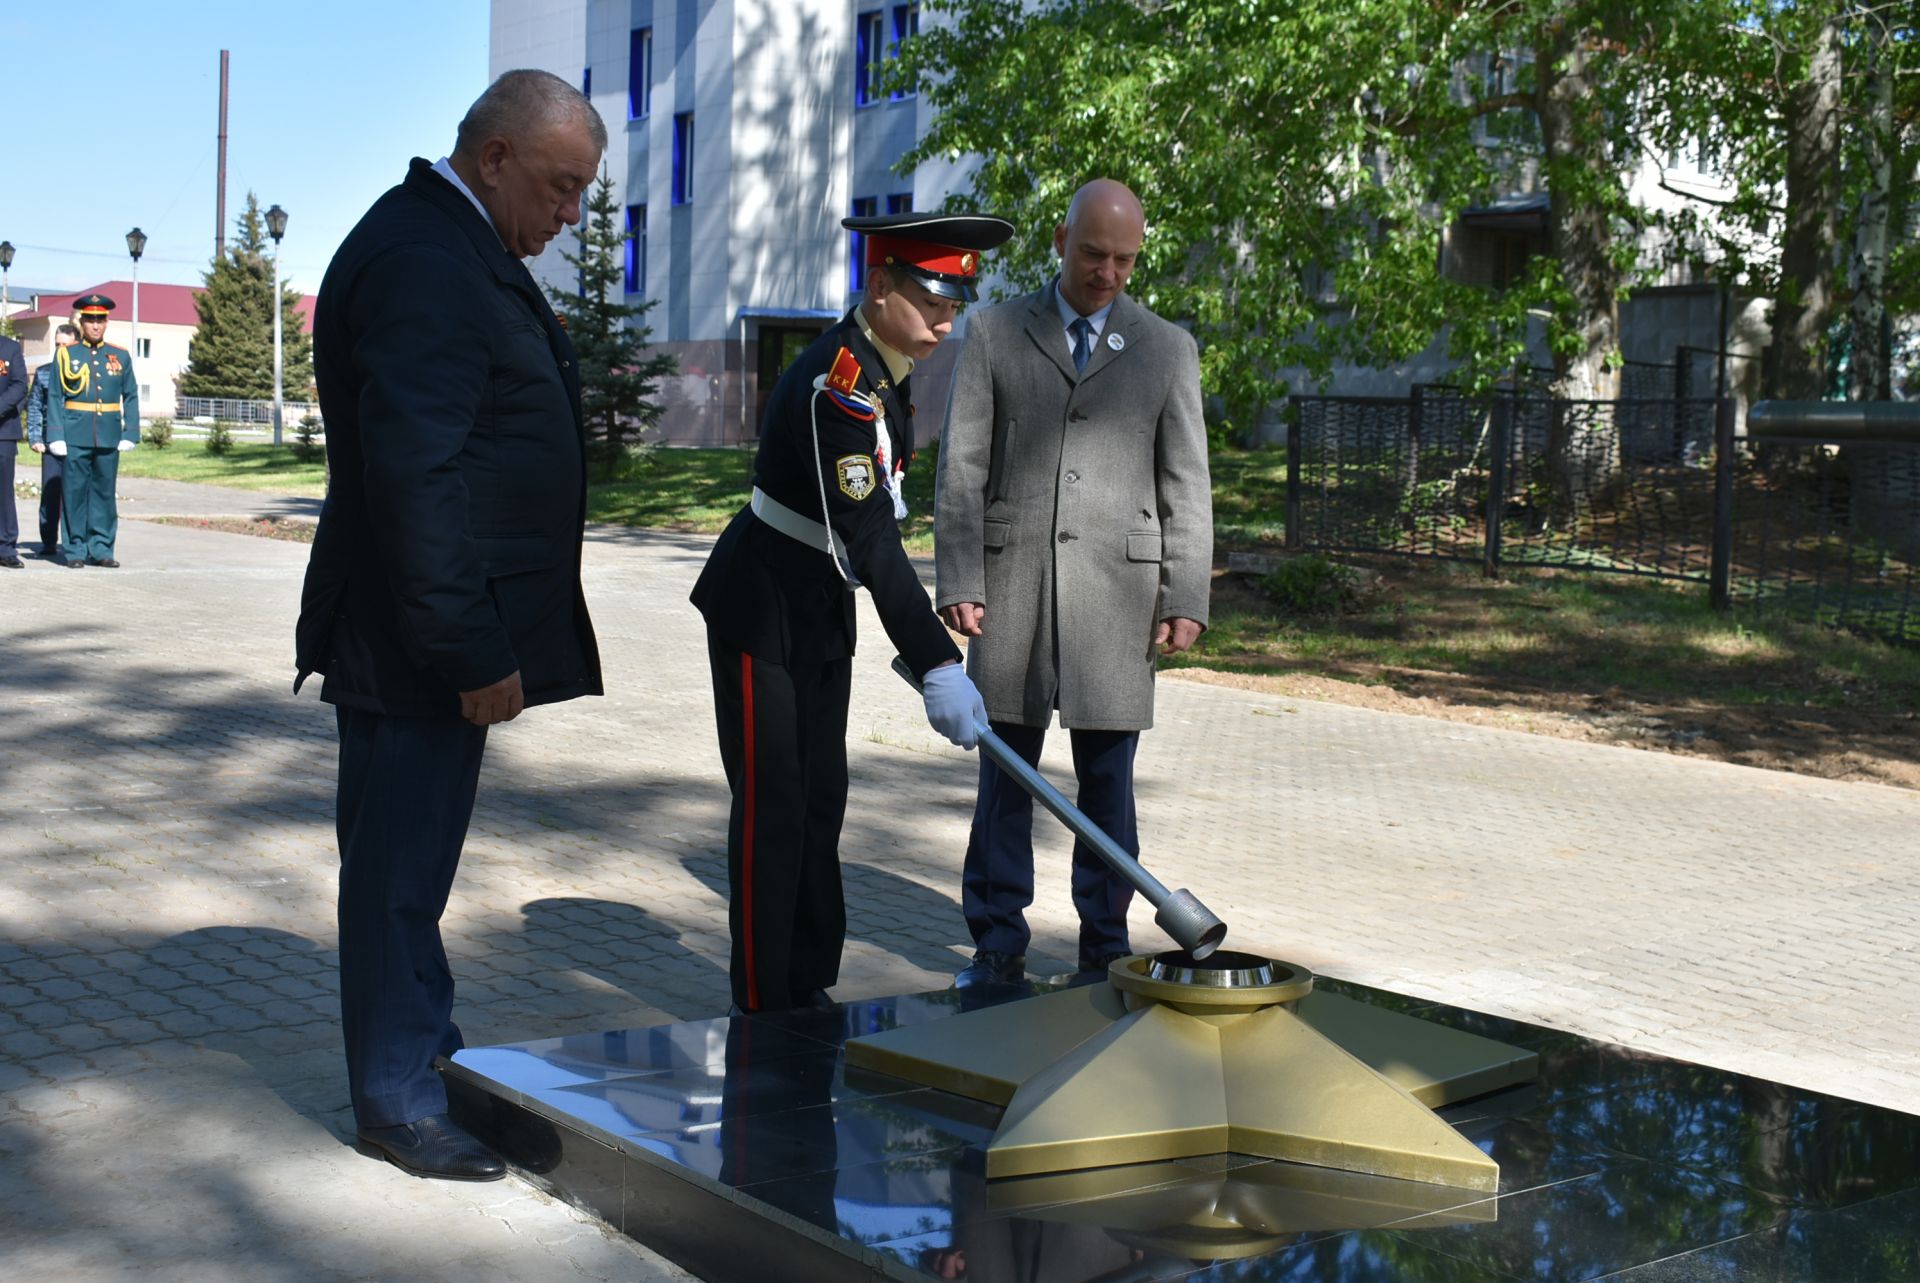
[1106,331,1125,352]
[106,354,123,375]
[827,346,863,396]
[837,453,877,501]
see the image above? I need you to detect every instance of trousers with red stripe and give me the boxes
[707,634,853,1011]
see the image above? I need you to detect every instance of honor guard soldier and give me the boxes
[46,294,141,567]
[691,211,1013,1013]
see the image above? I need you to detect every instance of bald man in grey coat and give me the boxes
[934,179,1213,988]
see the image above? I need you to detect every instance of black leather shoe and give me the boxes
[0,556,21,569]
[88,557,121,568]
[1078,950,1130,979]
[356,1113,506,1181]
[954,950,1026,989]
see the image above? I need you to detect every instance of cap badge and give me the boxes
[960,253,974,272]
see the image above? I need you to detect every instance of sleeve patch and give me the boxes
[827,346,863,395]
[836,453,878,500]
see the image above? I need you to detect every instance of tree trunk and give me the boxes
[1536,16,1622,524]
[1536,21,1620,404]
[1848,8,1892,402]
[1766,7,1844,400]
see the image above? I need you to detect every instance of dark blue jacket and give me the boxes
[690,313,958,678]
[0,336,26,442]
[295,159,603,717]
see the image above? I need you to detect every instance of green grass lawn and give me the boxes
[14,439,330,496]
[1181,553,1920,716]
[20,437,1911,726]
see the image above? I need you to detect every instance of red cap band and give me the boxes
[866,234,979,279]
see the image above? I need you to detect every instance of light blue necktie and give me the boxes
[1070,317,1093,374]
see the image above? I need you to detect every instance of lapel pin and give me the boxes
[1107,332,1125,352]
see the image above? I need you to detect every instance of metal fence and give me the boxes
[173,396,322,426]
[1286,394,1920,645]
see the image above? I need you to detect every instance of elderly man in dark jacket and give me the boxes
[294,69,606,1181]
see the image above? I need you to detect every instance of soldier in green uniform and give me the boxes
[46,293,140,568]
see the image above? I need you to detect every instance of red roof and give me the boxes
[12,279,318,335]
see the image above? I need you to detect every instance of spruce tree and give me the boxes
[546,170,676,477]
[179,192,315,402]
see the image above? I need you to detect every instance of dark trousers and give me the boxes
[707,634,851,1012]
[963,721,1140,963]
[61,445,120,563]
[38,449,63,554]
[335,704,489,1128]
[0,446,15,557]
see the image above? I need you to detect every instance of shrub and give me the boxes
[1260,554,1362,617]
[204,420,236,456]
[294,413,324,462]
[143,417,174,449]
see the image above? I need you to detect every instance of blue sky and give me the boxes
[2,0,490,297]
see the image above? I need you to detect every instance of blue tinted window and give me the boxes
[672,113,694,204]
[629,28,652,120]
[625,205,647,294]
[850,196,877,291]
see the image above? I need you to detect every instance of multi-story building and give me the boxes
[494,0,974,445]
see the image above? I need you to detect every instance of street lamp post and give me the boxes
[1,241,15,320]
[265,205,288,446]
[125,228,146,369]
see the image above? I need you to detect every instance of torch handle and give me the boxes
[893,657,1226,959]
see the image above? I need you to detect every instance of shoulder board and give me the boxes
[826,346,863,396]
[826,389,875,420]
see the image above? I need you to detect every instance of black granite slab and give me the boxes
[444,979,1920,1283]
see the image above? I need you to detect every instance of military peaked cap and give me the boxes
[842,212,1015,303]
[74,294,117,316]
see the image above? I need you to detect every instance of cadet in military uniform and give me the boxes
[46,294,140,567]
[25,323,80,560]
[690,211,1011,1013]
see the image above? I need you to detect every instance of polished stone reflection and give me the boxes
[445,983,1920,1282]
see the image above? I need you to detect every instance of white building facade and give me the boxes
[494,0,972,445]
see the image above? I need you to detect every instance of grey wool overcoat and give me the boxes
[934,281,1213,731]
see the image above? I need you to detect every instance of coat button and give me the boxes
[1064,472,1078,484]
[1057,531,1072,543]
[1069,410,1087,422]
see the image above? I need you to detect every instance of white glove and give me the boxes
[48,440,67,458]
[118,439,137,452]
[921,662,985,750]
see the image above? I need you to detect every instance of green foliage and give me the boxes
[546,170,678,479]
[204,421,236,456]
[897,0,1912,407]
[1260,554,1363,617]
[293,413,323,462]
[180,192,315,402]
[142,417,174,450]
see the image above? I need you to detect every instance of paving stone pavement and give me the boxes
[3,479,1917,1280]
